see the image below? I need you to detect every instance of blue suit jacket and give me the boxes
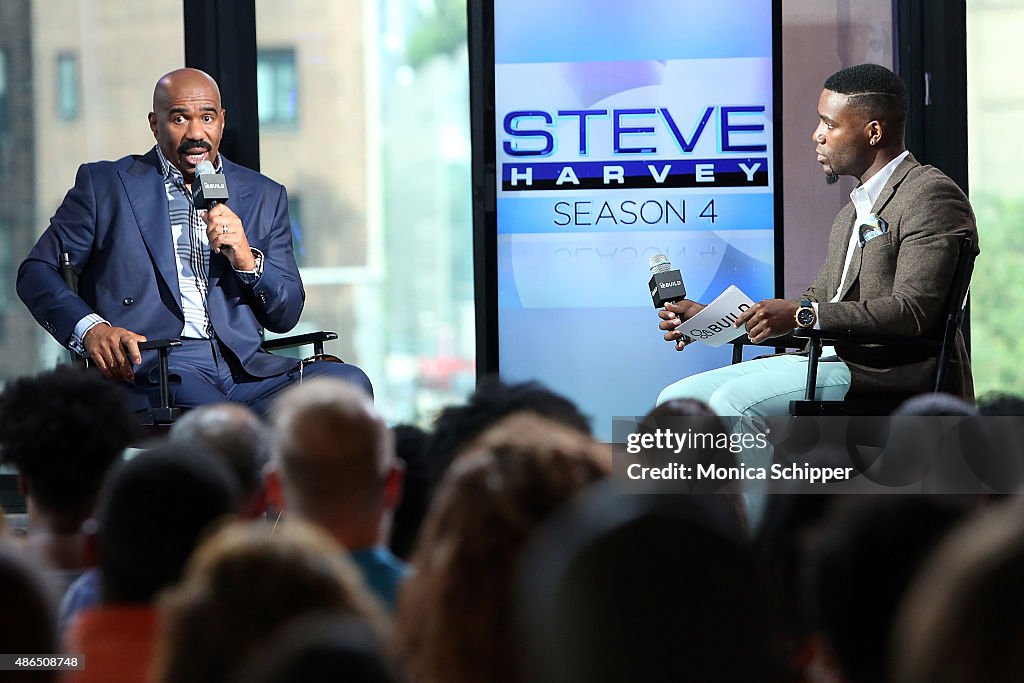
[17,148,303,380]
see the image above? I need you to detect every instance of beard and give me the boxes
[822,154,840,184]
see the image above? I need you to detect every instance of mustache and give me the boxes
[177,139,212,155]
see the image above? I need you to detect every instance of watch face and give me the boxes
[797,308,815,327]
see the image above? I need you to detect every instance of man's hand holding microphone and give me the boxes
[649,253,706,351]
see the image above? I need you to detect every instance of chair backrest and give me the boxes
[61,251,88,369]
[933,235,976,392]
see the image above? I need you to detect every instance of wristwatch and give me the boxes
[794,298,816,329]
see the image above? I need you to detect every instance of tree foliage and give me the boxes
[969,192,1024,396]
[406,0,467,69]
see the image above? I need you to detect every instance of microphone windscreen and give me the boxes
[196,160,216,176]
[649,252,672,274]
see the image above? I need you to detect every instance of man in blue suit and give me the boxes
[17,68,371,415]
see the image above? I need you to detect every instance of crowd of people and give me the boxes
[1,365,1023,682]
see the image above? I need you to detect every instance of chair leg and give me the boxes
[804,337,821,401]
[150,346,181,425]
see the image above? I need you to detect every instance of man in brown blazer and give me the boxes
[657,64,978,416]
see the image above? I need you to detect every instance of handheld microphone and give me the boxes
[193,160,229,209]
[648,253,686,308]
[60,250,78,292]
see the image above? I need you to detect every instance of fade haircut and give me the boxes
[824,63,908,131]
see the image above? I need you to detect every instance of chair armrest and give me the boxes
[261,331,338,352]
[729,331,804,349]
[138,339,182,352]
[729,331,804,364]
[792,328,939,349]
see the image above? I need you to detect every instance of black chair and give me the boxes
[728,235,976,416]
[61,253,344,427]
[138,331,342,426]
[728,331,803,366]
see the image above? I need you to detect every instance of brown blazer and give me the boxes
[803,153,979,400]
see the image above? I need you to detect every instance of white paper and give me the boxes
[678,285,757,347]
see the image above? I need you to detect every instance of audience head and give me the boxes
[646,397,718,418]
[0,541,58,682]
[169,403,271,517]
[423,377,592,482]
[893,393,979,416]
[977,392,1024,415]
[638,399,744,514]
[389,424,431,561]
[463,412,610,473]
[97,443,239,604]
[0,366,138,526]
[154,519,386,683]
[892,499,1024,683]
[888,397,1021,492]
[397,420,604,683]
[519,486,781,682]
[269,378,400,549]
[805,495,971,683]
[229,614,399,683]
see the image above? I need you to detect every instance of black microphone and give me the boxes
[648,252,687,308]
[192,159,229,209]
[60,250,78,293]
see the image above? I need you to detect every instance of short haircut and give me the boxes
[824,63,908,130]
[169,403,270,499]
[0,366,139,520]
[272,379,392,517]
[423,378,592,483]
[97,444,239,603]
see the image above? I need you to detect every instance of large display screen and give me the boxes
[488,0,779,439]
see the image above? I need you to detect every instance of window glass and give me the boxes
[56,52,79,121]
[256,0,474,425]
[0,50,8,140]
[257,48,298,126]
[0,0,184,379]
[966,1,1024,396]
